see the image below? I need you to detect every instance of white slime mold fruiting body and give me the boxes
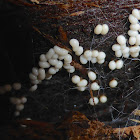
[48,59,58,66]
[123,53,130,58]
[46,48,55,59]
[100,95,107,103]
[117,35,126,45]
[101,24,109,35]
[52,54,59,59]
[129,36,136,45]
[64,54,72,63]
[91,82,100,91]
[39,61,50,68]
[129,14,138,24]
[128,30,138,37]
[108,60,116,70]
[29,73,37,80]
[97,59,105,64]
[72,75,80,84]
[38,68,46,80]
[54,46,68,56]
[75,46,83,56]
[13,83,21,90]
[130,24,140,31]
[89,97,99,106]
[32,67,38,76]
[69,39,79,50]
[55,61,63,69]
[21,97,27,104]
[132,9,140,19]
[77,86,86,92]
[129,46,139,53]
[97,52,106,60]
[112,44,121,51]
[31,79,40,85]
[109,79,118,88]
[30,85,38,92]
[135,35,140,45]
[84,50,92,60]
[67,68,75,73]
[16,104,24,111]
[94,24,103,35]
[91,58,97,64]
[116,60,124,69]
[40,54,47,62]
[48,67,57,75]
[115,50,122,57]
[88,71,96,81]
[122,47,129,54]
[92,50,99,57]
[77,79,88,87]
[80,55,88,64]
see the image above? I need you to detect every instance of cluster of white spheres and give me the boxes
[3,9,140,117]
[117,35,126,46]
[129,46,140,57]
[100,95,107,103]
[112,35,129,58]
[80,49,106,65]
[89,97,99,105]
[29,9,140,107]
[112,43,129,58]
[0,83,21,94]
[10,96,27,116]
[112,9,140,59]
[69,39,106,65]
[112,36,140,58]
[94,24,109,35]
[29,45,76,92]
[127,9,140,58]
[108,59,124,70]
[71,75,88,91]
[109,79,118,88]
[69,39,83,56]
[72,70,99,92]
[91,82,100,91]
[89,95,107,106]
[88,71,96,81]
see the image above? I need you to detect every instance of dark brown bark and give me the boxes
[0,0,140,137]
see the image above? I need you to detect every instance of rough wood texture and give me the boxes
[1,111,139,139]
[1,0,140,135]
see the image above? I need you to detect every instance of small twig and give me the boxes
[133,109,140,116]
[58,26,68,42]
[70,11,85,16]
[119,4,140,8]
[71,60,88,76]
[90,89,94,99]
[83,2,101,8]
[32,26,72,52]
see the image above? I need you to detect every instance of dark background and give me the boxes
[0,0,139,129]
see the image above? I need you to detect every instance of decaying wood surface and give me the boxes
[1,111,139,140]
[1,0,140,139]
[114,125,140,140]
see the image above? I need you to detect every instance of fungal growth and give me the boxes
[25,9,140,108]
[0,6,140,132]
[94,24,109,35]
[23,9,140,109]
